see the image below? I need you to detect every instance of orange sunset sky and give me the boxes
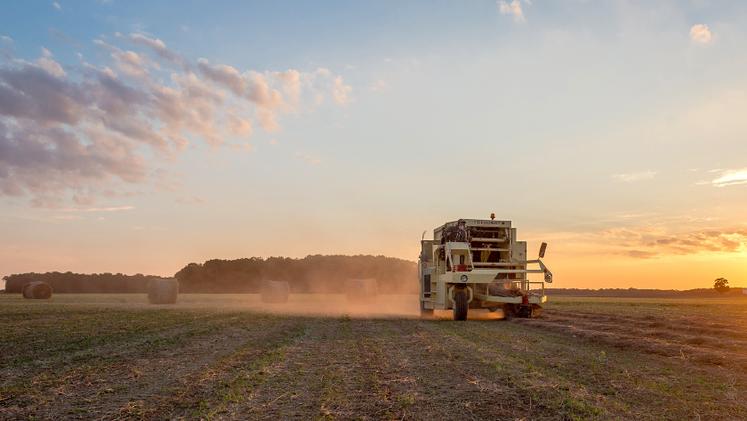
[1,1,745,289]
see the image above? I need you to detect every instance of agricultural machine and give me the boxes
[419,216,553,320]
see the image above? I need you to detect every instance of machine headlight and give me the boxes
[460,274,468,282]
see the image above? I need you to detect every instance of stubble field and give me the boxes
[2,293,747,420]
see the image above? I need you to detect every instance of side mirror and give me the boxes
[538,242,547,258]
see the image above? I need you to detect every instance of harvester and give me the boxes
[419,216,552,320]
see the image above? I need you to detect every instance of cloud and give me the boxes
[197,60,326,122]
[598,226,747,259]
[0,121,147,201]
[52,1,61,10]
[369,79,387,92]
[197,58,245,95]
[498,0,526,23]
[624,250,658,259]
[274,69,301,107]
[112,50,147,77]
[612,170,657,182]
[36,47,66,78]
[59,206,134,212]
[245,72,283,108]
[711,168,747,187]
[0,62,88,124]
[296,152,321,165]
[94,39,151,78]
[690,24,713,44]
[128,33,184,66]
[228,114,253,137]
[0,34,352,205]
[175,196,205,205]
[332,76,352,105]
[256,108,279,132]
[196,63,331,136]
[53,214,82,220]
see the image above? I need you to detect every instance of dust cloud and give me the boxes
[180,294,507,320]
[24,292,507,320]
[240,294,421,318]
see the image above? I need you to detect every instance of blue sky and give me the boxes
[1,1,746,289]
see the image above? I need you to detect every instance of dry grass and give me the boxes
[2,293,747,419]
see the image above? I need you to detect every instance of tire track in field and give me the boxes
[227,317,412,420]
[419,321,607,420]
[539,312,747,353]
[304,318,395,420]
[304,318,528,420]
[109,316,301,420]
[381,320,537,420]
[1,314,287,420]
[327,319,421,419]
[517,313,747,368]
[0,310,232,372]
[454,321,687,420]
[143,318,309,420]
[229,317,510,420]
[0,311,237,390]
[544,309,747,341]
[460,320,747,420]
[223,317,352,420]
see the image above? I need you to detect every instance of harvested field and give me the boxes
[2,294,747,420]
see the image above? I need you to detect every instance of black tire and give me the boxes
[453,289,468,321]
[517,305,533,318]
[502,304,515,320]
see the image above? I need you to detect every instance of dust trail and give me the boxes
[239,294,507,320]
[53,294,422,318]
[25,293,506,320]
[245,294,421,318]
[431,309,506,321]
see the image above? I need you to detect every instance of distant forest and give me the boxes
[175,255,417,293]
[4,272,160,294]
[2,256,743,297]
[2,255,418,294]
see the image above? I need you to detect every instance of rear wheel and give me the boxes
[517,305,533,318]
[502,304,515,320]
[453,289,468,321]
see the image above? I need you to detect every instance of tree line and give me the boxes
[2,255,418,294]
[3,272,154,293]
[175,255,417,293]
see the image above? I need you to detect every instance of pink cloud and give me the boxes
[0,34,352,205]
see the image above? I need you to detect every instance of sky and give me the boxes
[0,0,745,290]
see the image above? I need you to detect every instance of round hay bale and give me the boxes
[260,280,290,303]
[345,278,378,302]
[22,281,53,299]
[147,278,179,304]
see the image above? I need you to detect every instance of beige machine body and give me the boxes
[419,218,552,320]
